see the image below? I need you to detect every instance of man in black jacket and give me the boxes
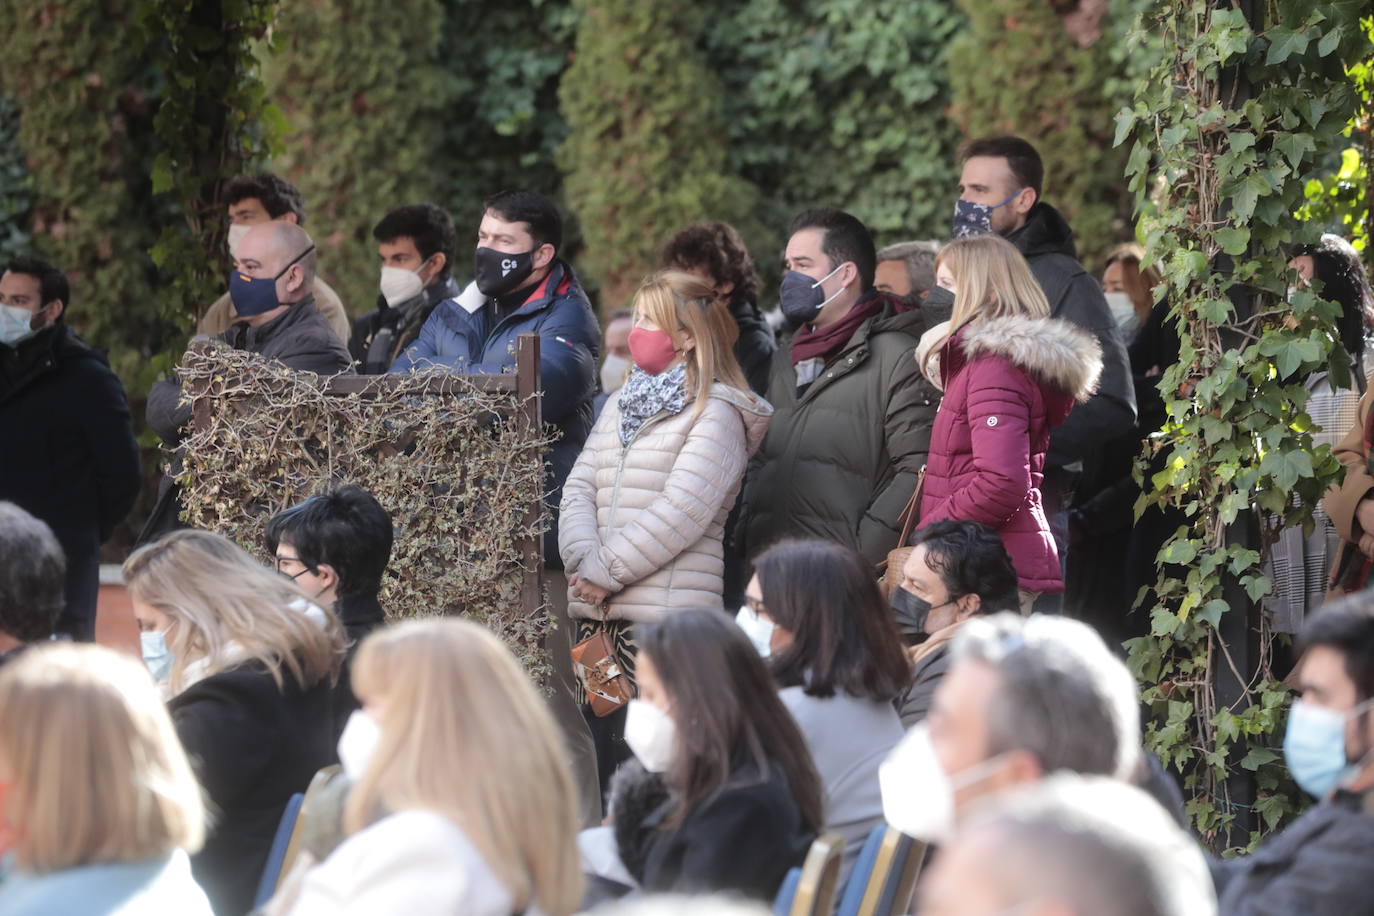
[350,203,464,374]
[0,256,141,639]
[143,223,353,540]
[953,136,1136,608]
[1216,598,1374,914]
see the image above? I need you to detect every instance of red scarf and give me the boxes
[790,291,887,366]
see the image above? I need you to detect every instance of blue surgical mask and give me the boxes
[229,244,315,317]
[140,630,174,683]
[951,190,1024,239]
[1283,697,1374,798]
[778,263,847,327]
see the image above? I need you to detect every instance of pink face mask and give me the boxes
[628,327,679,375]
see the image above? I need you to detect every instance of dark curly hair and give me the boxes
[661,221,760,307]
[910,519,1020,615]
[1292,233,1373,364]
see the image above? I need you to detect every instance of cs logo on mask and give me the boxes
[501,258,518,276]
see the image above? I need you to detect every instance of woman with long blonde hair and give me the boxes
[916,235,1102,609]
[122,529,345,916]
[559,270,773,782]
[278,618,583,915]
[0,643,211,915]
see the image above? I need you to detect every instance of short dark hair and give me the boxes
[224,172,307,226]
[661,221,760,307]
[0,502,65,642]
[1300,596,1374,703]
[962,136,1045,199]
[788,208,877,290]
[482,190,562,253]
[4,255,69,311]
[373,203,457,281]
[264,486,394,601]
[910,520,1020,614]
[755,539,911,703]
[636,609,824,833]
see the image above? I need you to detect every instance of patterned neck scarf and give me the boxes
[618,364,688,445]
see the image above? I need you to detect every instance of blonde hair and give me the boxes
[936,234,1052,333]
[122,529,344,695]
[344,618,583,916]
[632,269,752,417]
[0,643,205,872]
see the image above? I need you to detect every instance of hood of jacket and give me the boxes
[708,382,773,456]
[954,314,1103,403]
[1007,202,1078,261]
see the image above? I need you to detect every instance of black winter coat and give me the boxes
[614,760,814,901]
[0,323,141,635]
[727,297,777,397]
[169,662,338,916]
[1217,788,1374,915]
[348,276,460,375]
[1007,203,1137,469]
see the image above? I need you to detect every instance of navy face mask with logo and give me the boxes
[229,244,315,317]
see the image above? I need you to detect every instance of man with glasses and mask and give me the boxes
[890,520,1020,728]
[266,486,392,734]
[1215,597,1374,914]
[739,208,939,567]
[880,612,1143,844]
[143,222,352,541]
[389,188,601,827]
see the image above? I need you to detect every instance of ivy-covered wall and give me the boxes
[947,0,1144,267]
[264,0,448,320]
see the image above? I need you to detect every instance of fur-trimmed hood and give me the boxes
[951,314,1103,403]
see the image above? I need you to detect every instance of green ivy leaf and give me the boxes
[1240,746,1280,771]
[1215,226,1250,255]
[1274,132,1316,168]
[1265,27,1311,65]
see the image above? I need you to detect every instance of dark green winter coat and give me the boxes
[739,297,940,566]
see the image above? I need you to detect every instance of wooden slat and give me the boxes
[322,372,518,396]
[513,334,545,621]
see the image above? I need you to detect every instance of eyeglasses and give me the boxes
[275,555,312,580]
[744,595,767,616]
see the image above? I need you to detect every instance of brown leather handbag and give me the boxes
[570,606,634,717]
[876,469,925,599]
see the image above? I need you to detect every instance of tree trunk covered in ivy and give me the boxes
[701,0,965,266]
[1119,0,1373,852]
[558,0,755,311]
[264,0,448,322]
[948,0,1144,267]
[0,0,157,385]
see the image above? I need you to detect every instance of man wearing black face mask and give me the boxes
[738,208,940,567]
[389,189,602,827]
[891,520,1020,728]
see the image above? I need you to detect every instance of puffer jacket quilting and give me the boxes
[560,382,772,623]
[919,314,1102,592]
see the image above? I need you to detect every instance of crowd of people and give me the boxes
[2,130,1374,915]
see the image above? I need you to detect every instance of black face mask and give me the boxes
[922,285,955,325]
[474,246,535,298]
[889,587,955,644]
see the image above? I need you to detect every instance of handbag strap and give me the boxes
[896,468,926,549]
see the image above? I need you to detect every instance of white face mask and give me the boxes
[0,303,41,348]
[735,605,775,659]
[624,699,677,773]
[140,630,174,683]
[379,263,426,308]
[1104,292,1138,336]
[337,709,382,780]
[226,223,252,259]
[600,353,631,394]
[879,724,1010,842]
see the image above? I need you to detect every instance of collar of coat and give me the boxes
[460,260,576,316]
[942,314,1103,402]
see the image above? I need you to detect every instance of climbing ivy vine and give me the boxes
[1118,0,1372,851]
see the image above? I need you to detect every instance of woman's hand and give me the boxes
[573,578,611,606]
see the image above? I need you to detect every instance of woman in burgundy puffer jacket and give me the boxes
[916,235,1103,608]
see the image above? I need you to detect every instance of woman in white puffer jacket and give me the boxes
[560,270,772,704]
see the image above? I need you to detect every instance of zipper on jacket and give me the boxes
[605,411,672,535]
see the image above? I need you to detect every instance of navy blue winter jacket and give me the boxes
[390,260,600,567]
